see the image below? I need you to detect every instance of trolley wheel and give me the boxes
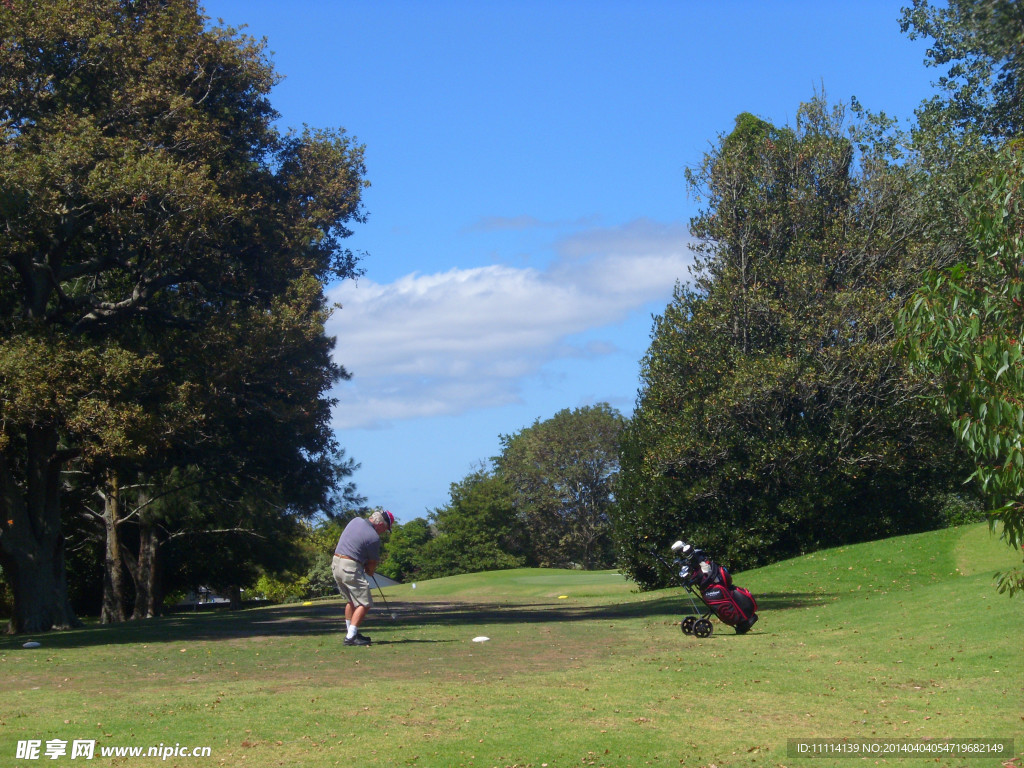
[680,616,696,635]
[694,618,714,638]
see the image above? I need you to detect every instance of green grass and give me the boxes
[393,567,635,598]
[1,524,1021,768]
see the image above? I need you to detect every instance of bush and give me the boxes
[378,517,433,582]
[252,574,309,603]
[933,492,986,527]
[305,553,338,598]
[417,470,525,579]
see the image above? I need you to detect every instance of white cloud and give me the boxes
[327,217,694,429]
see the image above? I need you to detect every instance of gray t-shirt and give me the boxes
[335,517,380,564]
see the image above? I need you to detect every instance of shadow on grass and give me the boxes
[370,638,456,646]
[0,591,821,650]
[381,590,819,627]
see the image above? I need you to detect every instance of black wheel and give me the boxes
[681,616,696,635]
[694,618,713,638]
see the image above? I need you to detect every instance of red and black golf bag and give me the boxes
[694,561,759,633]
[672,543,759,636]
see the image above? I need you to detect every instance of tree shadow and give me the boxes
[0,590,822,650]
[2,602,345,650]
[378,589,821,629]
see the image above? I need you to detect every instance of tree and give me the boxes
[901,0,1024,142]
[419,468,525,579]
[496,404,625,569]
[0,337,156,628]
[900,146,1024,595]
[378,518,433,583]
[894,0,1024,596]
[614,98,969,588]
[0,0,368,632]
[891,1,1019,284]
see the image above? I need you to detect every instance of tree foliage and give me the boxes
[901,0,1024,142]
[614,98,968,588]
[900,146,1024,595]
[378,517,433,583]
[419,469,524,579]
[496,404,625,569]
[0,0,367,631]
[893,0,1024,595]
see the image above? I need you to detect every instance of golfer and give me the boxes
[332,509,395,646]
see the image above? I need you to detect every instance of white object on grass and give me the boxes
[23,641,41,649]
[412,583,416,589]
[471,636,490,643]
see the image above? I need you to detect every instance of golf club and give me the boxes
[372,577,397,620]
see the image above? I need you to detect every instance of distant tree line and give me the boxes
[377,404,626,582]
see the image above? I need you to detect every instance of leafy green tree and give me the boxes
[378,518,433,582]
[901,0,1024,142]
[893,0,1024,596]
[900,146,1024,595]
[419,468,524,579]
[0,338,156,628]
[889,1,1017,284]
[615,98,968,588]
[496,403,625,569]
[0,0,367,632]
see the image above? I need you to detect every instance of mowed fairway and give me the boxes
[1,524,1021,768]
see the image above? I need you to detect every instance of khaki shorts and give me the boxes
[332,556,373,608]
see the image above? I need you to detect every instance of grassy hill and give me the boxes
[1,524,1020,767]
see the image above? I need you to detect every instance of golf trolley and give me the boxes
[657,540,759,638]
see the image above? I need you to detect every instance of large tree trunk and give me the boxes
[0,427,80,634]
[100,472,127,623]
[127,515,162,619]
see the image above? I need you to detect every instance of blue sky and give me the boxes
[201,1,937,522]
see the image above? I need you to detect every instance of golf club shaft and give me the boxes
[374,579,393,616]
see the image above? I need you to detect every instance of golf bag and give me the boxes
[668,541,758,636]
